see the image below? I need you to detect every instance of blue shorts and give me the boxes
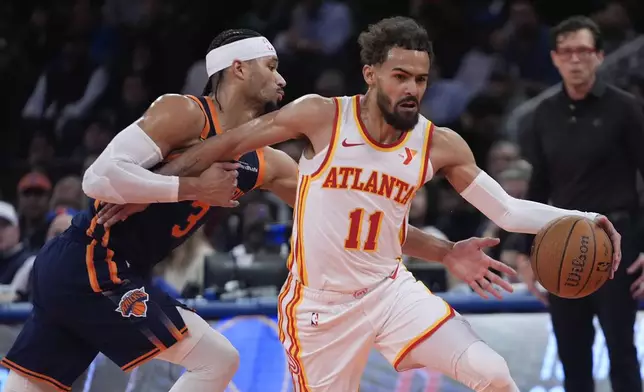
[1,230,189,391]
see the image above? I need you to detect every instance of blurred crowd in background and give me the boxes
[1,0,644,302]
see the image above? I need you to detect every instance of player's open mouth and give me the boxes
[398,102,417,111]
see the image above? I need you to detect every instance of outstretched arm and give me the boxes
[437,128,597,233]
[434,127,621,269]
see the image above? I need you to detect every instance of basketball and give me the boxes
[530,216,613,299]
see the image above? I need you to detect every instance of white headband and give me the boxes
[205,36,277,77]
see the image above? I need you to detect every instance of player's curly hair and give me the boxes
[357,17,433,66]
[203,29,263,109]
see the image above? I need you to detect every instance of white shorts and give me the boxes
[277,267,458,391]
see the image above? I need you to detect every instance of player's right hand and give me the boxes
[97,203,149,227]
[196,162,240,207]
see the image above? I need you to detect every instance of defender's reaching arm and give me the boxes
[160,94,334,177]
[82,95,239,206]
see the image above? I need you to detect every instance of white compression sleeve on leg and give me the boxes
[460,171,598,234]
[82,122,180,204]
[156,308,239,392]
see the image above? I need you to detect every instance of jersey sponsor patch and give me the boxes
[116,287,149,318]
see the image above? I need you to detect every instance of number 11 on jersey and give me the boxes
[344,208,384,252]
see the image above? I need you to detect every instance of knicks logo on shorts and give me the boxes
[116,287,149,318]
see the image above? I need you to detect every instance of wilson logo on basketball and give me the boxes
[564,235,590,288]
[116,287,149,318]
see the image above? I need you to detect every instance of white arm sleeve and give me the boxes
[460,171,598,234]
[82,122,181,204]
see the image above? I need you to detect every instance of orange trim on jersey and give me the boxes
[392,301,455,371]
[294,176,311,286]
[284,280,310,391]
[86,202,122,290]
[353,95,411,152]
[0,358,71,391]
[85,240,101,292]
[399,219,408,245]
[416,122,435,188]
[277,273,294,343]
[101,229,122,285]
[121,347,161,372]
[310,97,342,180]
[185,95,211,140]
[251,148,266,190]
[204,96,224,135]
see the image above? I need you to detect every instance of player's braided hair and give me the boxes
[203,29,263,109]
[358,17,433,66]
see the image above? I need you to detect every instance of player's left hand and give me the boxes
[627,253,644,299]
[97,203,150,228]
[594,215,622,278]
[443,237,517,300]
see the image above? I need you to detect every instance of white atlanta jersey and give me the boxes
[289,95,435,292]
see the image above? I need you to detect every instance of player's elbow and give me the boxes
[82,165,108,200]
[82,160,125,204]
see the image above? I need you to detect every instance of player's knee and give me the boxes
[4,370,59,392]
[189,328,239,375]
[212,332,239,374]
[456,341,517,392]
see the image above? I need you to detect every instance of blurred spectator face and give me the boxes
[83,122,113,154]
[51,176,83,211]
[510,0,538,33]
[486,141,519,179]
[132,42,152,71]
[551,29,604,87]
[46,213,72,241]
[61,38,87,70]
[28,133,55,167]
[122,75,148,107]
[0,202,20,252]
[30,6,49,29]
[247,55,286,114]
[410,186,428,222]
[17,173,51,221]
[596,3,631,36]
[368,47,429,131]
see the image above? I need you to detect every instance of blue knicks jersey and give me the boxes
[70,95,265,274]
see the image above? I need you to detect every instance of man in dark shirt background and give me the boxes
[518,16,644,392]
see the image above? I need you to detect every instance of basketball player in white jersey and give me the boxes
[108,18,621,392]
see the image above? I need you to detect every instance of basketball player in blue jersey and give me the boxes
[0,29,296,392]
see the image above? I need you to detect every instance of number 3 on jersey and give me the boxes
[344,208,384,251]
[172,201,210,238]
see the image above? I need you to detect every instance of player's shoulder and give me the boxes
[431,125,461,143]
[151,94,203,113]
[144,94,204,127]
